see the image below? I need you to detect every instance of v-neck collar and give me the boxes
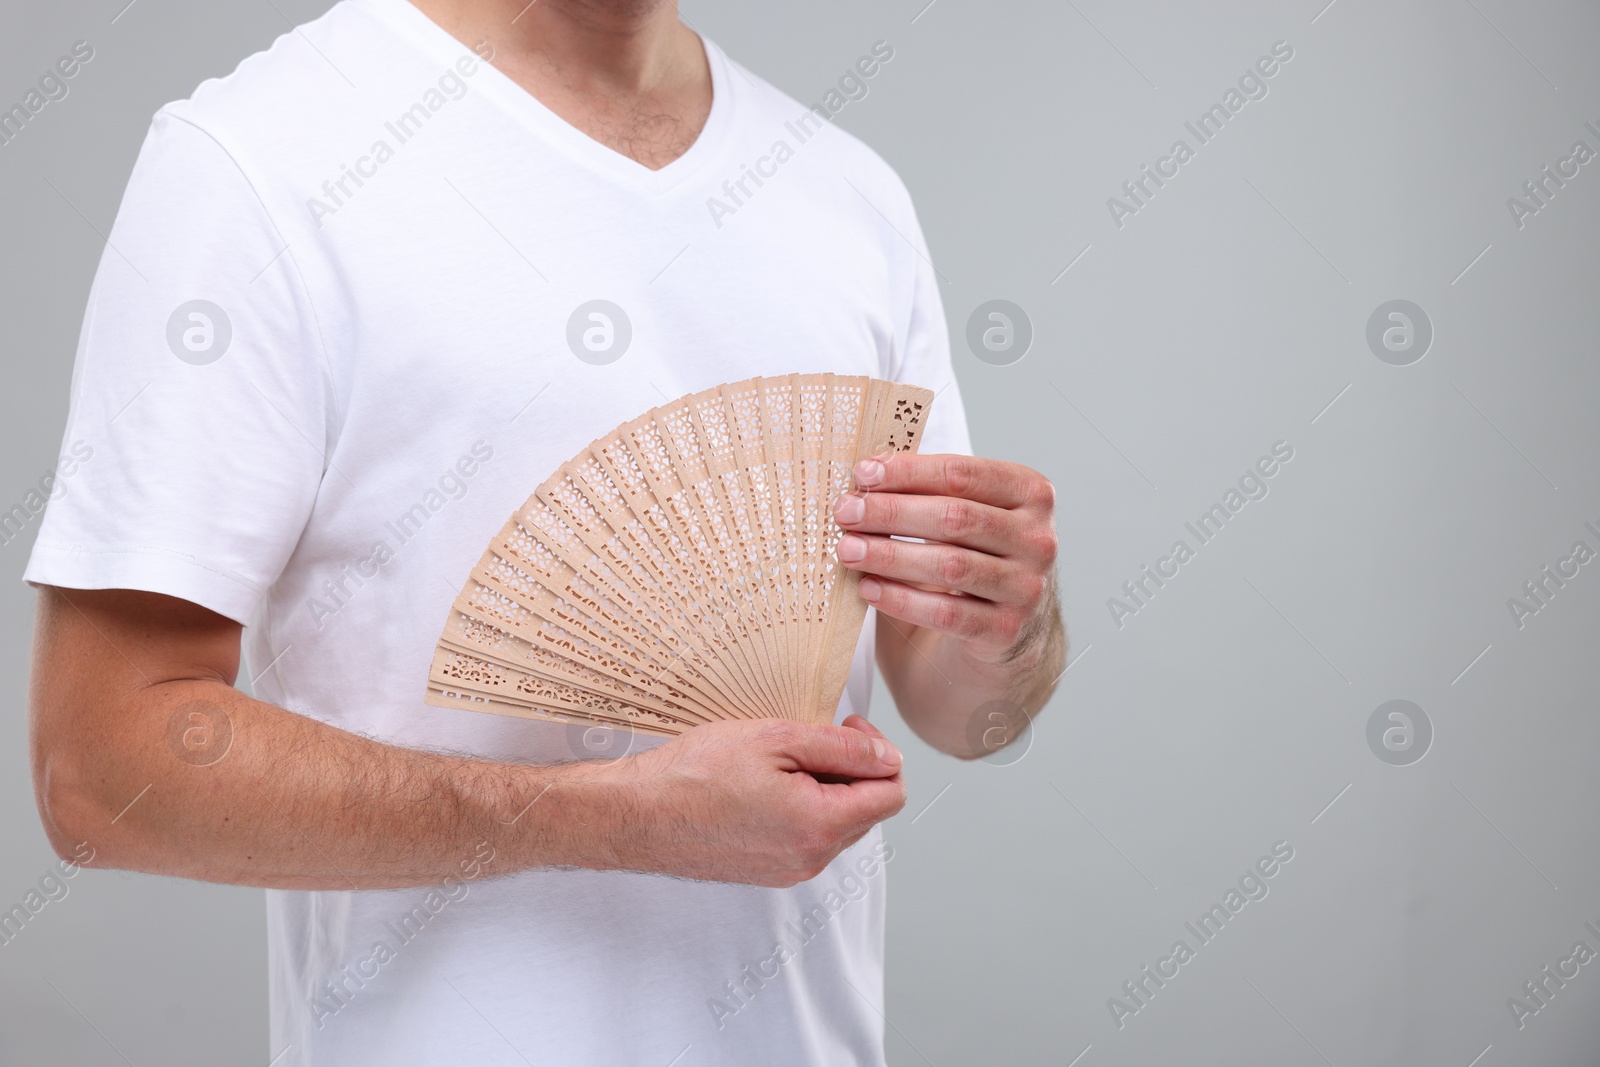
[353,0,736,195]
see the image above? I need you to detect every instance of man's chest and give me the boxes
[316,177,901,420]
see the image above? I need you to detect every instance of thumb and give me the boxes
[776,722,903,778]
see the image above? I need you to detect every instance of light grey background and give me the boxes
[3,0,1597,1064]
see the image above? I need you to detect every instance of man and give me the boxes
[26,0,1064,1062]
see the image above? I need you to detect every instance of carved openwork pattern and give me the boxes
[426,374,934,733]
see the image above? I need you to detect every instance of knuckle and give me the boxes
[1030,474,1057,512]
[936,548,971,587]
[870,491,900,529]
[964,608,995,641]
[842,733,875,766]
[1029,526,1059,564]
[873,536,898,570]
[943,455,977,498]
[940,499,973,538]
[862,787,907,825]
[929,596,962,634]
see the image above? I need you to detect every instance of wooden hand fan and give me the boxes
[425,373,933,736]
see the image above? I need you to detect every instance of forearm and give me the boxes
[30,586,915,892]
[878,591,1066,758]
[34,676,614,890]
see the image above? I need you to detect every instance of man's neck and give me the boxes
[406,0,712,170]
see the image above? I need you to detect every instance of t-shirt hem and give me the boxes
[23,540,265,625]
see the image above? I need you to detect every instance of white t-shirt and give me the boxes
[25,1,970,1063]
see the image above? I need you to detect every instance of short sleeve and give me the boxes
[24,108,330,625]
[888,197,972,459]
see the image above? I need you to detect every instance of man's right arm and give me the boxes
[29,586,906,891]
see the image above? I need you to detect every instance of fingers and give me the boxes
[834,489,1019,555]
[821,717,905,825]
[840,713,885,741]
[825,775,907,831]
[858,575,1029,655]
[806,716,908,825]
[628,719,906,888]
[769,721,905,870]
[832,451,1058,660]
[769,721,902,778]
[836,532,1035,602]
[812,716,890,783]
[834,453,1057,569]
[854,453,1046,510]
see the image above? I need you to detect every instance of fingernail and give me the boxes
[855,459,885,487]
[835,494,865,524]
[858,576,882,602]
[836,534,866,563]
[872,738,902,767]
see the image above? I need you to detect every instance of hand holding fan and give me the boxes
[425,373,933,736]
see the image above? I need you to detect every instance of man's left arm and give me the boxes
[834,453,1066,758]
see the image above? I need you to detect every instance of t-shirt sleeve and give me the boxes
[23,108,331,625]
[887,194,973,459]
